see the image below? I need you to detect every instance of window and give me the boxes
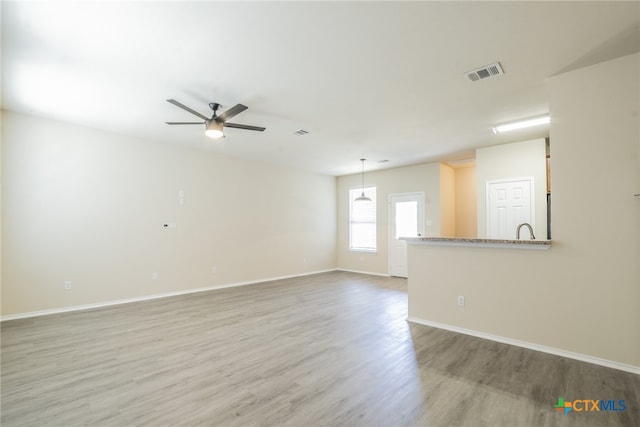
[394,200,419,239]
[349,186,377,251]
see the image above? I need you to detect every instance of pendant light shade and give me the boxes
[354,159,372,202]
[354,192,372,202]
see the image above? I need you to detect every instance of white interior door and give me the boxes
[389,192,424,277]
[487,177,534,239]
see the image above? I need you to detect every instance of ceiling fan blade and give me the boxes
[217,104,248,122]
[224,122,266,132]
[165,122,204,125]
[166,99,209,121]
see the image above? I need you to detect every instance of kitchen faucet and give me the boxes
[516,223,536,240]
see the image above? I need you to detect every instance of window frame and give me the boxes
[348,186,377,252]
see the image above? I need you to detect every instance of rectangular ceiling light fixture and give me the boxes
[492,115,550,134]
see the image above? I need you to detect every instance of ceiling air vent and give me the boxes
[292,129,309,136]
[465,62,504,82]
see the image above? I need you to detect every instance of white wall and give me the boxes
[476,138,547,239]
[408,53,640,369]
[1,111,337,316]
[547,52,639,366]
[336,163,440,275]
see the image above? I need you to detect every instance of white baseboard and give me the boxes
[335,268,390,277]
[407,316,640,375]
[0,269,336,322]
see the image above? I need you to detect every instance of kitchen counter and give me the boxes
[403,237,551,250]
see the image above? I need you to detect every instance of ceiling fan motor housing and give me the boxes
[209,103,220,115]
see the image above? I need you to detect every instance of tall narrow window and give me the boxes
[349,186,377,251]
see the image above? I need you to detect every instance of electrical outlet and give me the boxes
[457,295,465,306]
[64,281,72,290]
[211,266,217,273]
[152,272,158,280]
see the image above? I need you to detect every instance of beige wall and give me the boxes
[454,166,477,238]
[336,163,440,275]
[1,111,337,316]
[476,138,547,239]
[439,164,456,237]
[336,161,481,274]
[408,53,640,369]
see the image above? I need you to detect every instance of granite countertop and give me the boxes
[403,237,552,250]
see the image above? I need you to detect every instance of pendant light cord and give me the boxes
[354,159,372,202]
[360,158,366,194]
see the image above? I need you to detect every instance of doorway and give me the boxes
[389,192,425,277]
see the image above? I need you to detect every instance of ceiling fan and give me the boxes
[165,99,265,139]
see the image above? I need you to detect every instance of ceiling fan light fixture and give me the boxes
[166,99,265,139]
[205,120,225,139]
[492,114,550,134]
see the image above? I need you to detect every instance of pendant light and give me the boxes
[354,159,372,202]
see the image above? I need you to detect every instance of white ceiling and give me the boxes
[2,1,639,176]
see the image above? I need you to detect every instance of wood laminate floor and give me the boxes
[1,271,639,427]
